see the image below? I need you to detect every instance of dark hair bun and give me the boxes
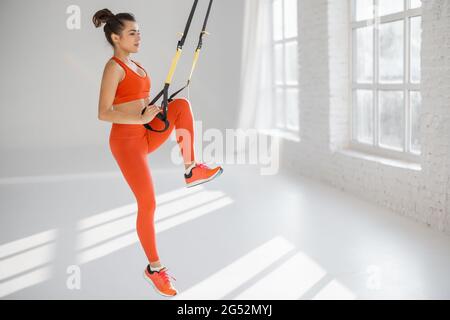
[93,9,135,47]
[92,8,115,28]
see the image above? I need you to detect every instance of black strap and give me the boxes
[178,0,199,49]
[198,0,213,50]
[142,84,170,132]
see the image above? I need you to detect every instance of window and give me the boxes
[351,0,422,161]
[272,0,299,134]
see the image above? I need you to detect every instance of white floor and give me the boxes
[1,147,450,300]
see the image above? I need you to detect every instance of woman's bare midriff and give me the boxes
[113,97,151,117]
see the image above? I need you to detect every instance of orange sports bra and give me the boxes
[111,56,151,105]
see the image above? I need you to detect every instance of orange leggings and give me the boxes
[109,98,195,263]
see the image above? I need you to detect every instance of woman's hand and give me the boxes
[140,104,162,124]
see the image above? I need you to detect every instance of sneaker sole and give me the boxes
[143,271,178,297]
[186,167,223,188]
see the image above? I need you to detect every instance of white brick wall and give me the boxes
[282,0,450,235]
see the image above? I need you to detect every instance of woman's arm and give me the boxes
[97,60,144,124]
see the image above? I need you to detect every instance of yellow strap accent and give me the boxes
[165,49,182,84]
[188,49,201,80]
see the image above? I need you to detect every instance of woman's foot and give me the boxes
[184,162,223,188]
[143,265,178,297]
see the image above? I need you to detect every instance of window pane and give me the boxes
[378,0,404,16]
[355,26,373,83]
[379,90,403,150]
[286,88,299,130]
[410,0,422,9]
[275,43,283,84]
[410,16,421,83]
[284,0,298,38]
[273,0,282,41]
[355,0,374,21]
[410,91,421,153]
[285,41,298,84]
[355,90,373,143]
[275,88,285,128]
[379,20,404,83]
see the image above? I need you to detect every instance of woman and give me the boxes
[93,8,223,297]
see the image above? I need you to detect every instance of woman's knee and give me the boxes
[171,97,191,110]
[138,196,156,211]
[135,191,156,213]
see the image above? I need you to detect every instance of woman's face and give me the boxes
[113,20,141,53]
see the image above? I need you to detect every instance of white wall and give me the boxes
[281,0,450,235]
[0,0,243,151]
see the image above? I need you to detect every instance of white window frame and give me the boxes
[349,0,422,163]
[270,0,300,136]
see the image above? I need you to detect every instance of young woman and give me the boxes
[93,8,223,297]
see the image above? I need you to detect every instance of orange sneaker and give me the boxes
[184,162,223,188]
[143,265,178,297]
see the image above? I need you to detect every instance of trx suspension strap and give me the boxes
[168,0,213,101]
[141,0,213,132]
